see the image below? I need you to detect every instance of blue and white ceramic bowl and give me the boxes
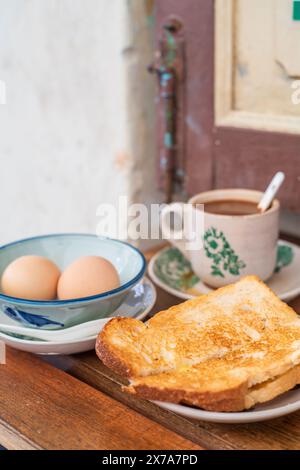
[0,234,146,329]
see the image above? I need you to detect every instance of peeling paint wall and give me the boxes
[0,0,159,245]
[124,0,164,247]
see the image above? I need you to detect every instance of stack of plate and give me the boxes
[0,277,156,355]
[0,234,156,355]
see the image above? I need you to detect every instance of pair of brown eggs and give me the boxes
[1,255,120,301]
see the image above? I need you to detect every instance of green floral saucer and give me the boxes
[148,240,300,302]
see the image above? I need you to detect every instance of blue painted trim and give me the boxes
[0,233,146,306]
[164,132,173,149]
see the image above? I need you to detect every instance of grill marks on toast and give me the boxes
[96,276,300,411]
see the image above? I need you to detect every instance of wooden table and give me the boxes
[1,243,300,450]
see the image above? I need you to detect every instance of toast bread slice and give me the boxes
[96,276,300,411]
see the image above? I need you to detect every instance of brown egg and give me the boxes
[57,256,120,300]
[1,255,61,300]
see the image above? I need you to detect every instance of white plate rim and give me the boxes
[153,392,300,423]
[148,240,300,302]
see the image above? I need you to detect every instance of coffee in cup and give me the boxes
[161,189,279,288]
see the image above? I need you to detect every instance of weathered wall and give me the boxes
[0,0,159,245]
[124,0,164,247]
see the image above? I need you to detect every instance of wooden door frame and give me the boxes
[155,0,300,211]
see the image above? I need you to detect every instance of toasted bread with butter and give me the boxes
[96,276,300,412]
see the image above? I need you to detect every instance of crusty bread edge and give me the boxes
[124,380,249,412]
[125,362,300,412]
[96,318,134,379]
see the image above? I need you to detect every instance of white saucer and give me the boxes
[154,386,300,423]
[149,240,300,302]
[0,277,156,355]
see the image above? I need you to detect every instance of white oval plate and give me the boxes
[154,387,300,423]
[149,240,300,302]
[0,277,156,355]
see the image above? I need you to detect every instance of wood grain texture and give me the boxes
[0,348,199,450]
[0,421,40,450]
[214,127,300,211]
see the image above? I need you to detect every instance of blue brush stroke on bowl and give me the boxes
[3,306,64,327]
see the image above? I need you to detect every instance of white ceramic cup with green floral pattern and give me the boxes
[161,189,280,288]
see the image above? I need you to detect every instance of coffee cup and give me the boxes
[161,189,279,288]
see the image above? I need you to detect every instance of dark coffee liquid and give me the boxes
[203,199,260,216]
